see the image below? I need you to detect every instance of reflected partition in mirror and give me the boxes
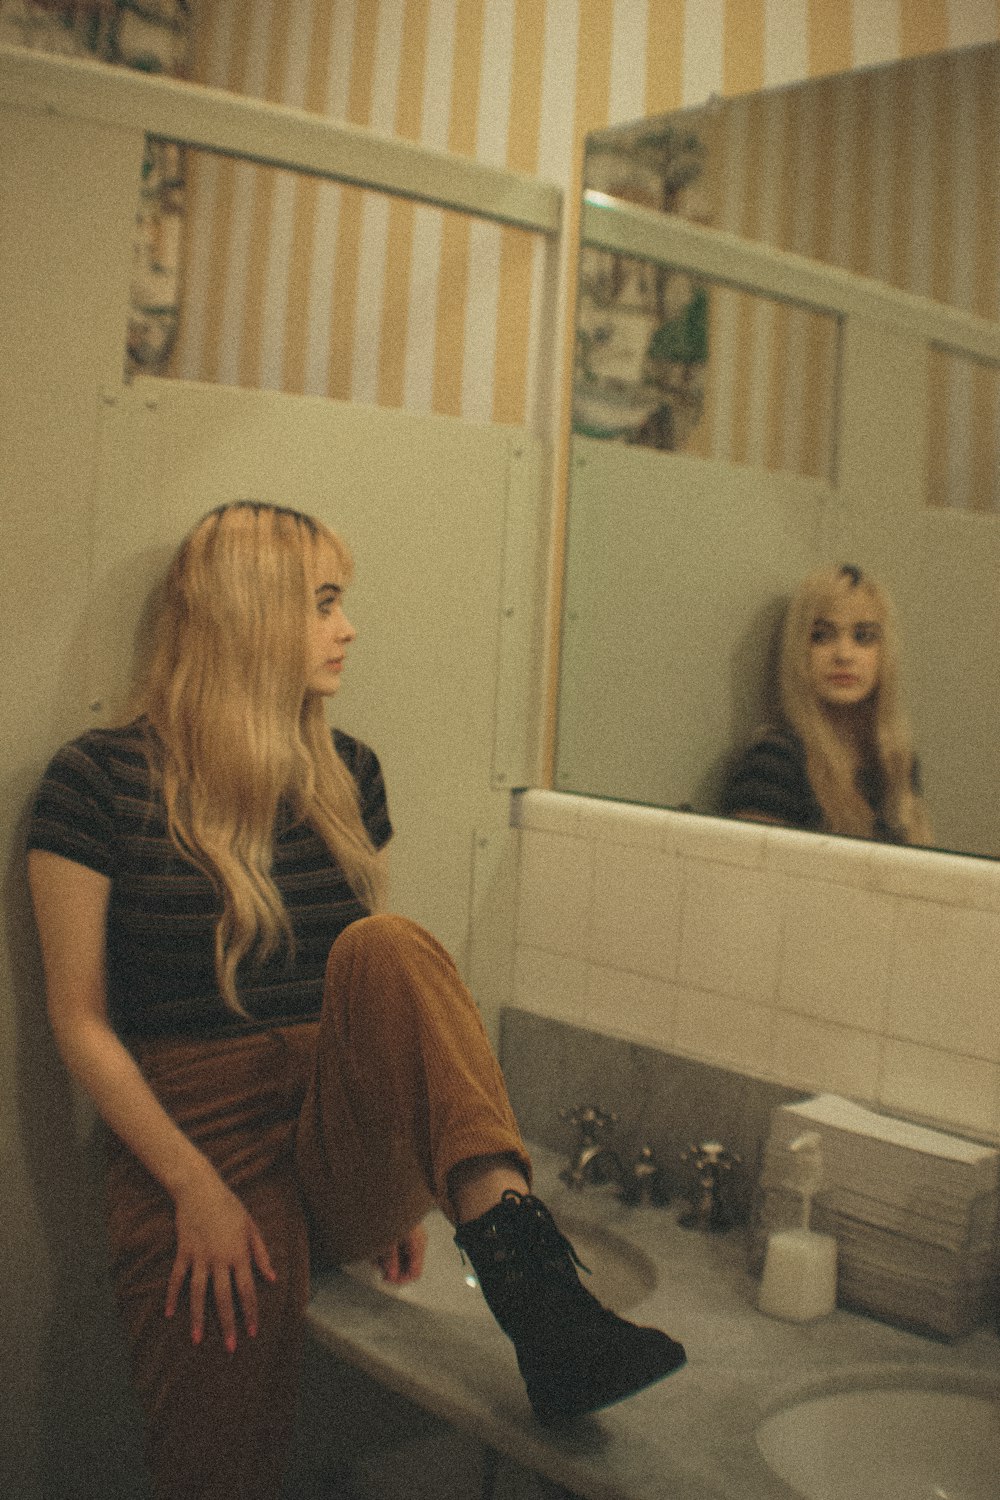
[557,42,1000,860]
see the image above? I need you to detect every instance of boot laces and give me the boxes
[496,1190,592,1277]
[455,1190,592,1281]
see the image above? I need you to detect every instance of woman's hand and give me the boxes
[166,1165,277,1352]
[28,852,279,1354]
[374,1221,427,1285]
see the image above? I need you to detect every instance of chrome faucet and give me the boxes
[559,1104,624,1189]
[678,1139,740,1233]
[620,1141,672,1208]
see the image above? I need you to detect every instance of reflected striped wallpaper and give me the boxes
[171,0,1000,467]
[706,42,1000,507]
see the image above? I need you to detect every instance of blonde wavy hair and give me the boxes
[779,563,932,845]
[134,500,384,1013]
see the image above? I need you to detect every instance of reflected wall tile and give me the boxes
[576,796,665,849]
[769,1013,882,1102]
[678,860,785,1001]
[778,882,896,1031]
[673,812,768,868]
[764,825,877,888]
[585,843,682,978]
[512,945,595,1024]
[585,964,677,1049]
[514,829,593,954]
[887,901,1000,1062]
[872,841,1000,911]
[880,1039,1000,1138]
[673,987,776,1079]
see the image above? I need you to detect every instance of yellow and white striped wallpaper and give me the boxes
[172,0,999,452]
[701,41,1000,506]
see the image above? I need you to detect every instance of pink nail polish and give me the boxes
[225,1334,237,1355]
[248,1324,258,1338]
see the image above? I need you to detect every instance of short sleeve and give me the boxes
[719,730,820,830]
[333,730,393,850]
[26,740,119,876]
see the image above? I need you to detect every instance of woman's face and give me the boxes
[306,542,356,697]
[807,591,882,711]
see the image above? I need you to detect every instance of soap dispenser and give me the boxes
[757,1131,838,1322]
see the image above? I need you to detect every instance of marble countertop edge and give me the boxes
[304,1144,1000,1500]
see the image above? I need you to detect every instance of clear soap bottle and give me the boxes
[757,1131,838,1322]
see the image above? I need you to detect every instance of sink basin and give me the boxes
[755,1369,1000,1500]
[343,1207,657,1318]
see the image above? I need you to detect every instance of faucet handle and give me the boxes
[560,1104,618,1142]
[682,1139,741,1173]
[620,1141,672,1208]
[679,1140,741,1233]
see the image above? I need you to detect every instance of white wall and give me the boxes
[512,792,1000,1145]
[0,54,543,1500]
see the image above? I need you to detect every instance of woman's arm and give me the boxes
[27,849,275,1351]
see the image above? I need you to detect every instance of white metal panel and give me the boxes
[0,44,561,235]
[89,378,545,966]
[582,192,1000,365]
[557,440,828,810]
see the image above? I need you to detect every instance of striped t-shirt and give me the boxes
[27,720,392,1041]
[719,724,913,842]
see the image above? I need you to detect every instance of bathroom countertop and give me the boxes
[305,1145,1000,1500]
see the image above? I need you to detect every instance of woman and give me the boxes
[27,501,685,1500]
[720,563,931,844]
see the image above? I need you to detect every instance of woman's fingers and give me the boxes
[167,1187,276,1351]
[164,1251,188,1321]
[212,1264,239,1354]
[234,1228,268,1341]
[399,1222,427,1282]
[376,1222,428,1284]
[188,1261,209,1346]
[231,1266,259,1342]
[249,1219,278,1285]
[377,1243,401,1280]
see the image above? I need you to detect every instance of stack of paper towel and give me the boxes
[751,1094,999,1339]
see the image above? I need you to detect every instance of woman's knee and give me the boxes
[325,912,437,982]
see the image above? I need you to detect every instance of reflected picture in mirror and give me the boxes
[719,563,933,847]
[557,41,1000,860]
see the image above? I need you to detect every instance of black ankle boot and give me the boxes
[454,1190,686,1424]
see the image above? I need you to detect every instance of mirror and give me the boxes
[556,41,1000,860]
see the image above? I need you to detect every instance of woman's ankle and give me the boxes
[448,1154,530,1224]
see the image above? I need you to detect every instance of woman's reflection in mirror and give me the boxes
[720,564,932,845]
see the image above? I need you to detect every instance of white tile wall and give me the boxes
[510,791,1000,1143]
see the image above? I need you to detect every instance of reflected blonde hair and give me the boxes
[779,564,932,845]
[135,501,384,1012]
